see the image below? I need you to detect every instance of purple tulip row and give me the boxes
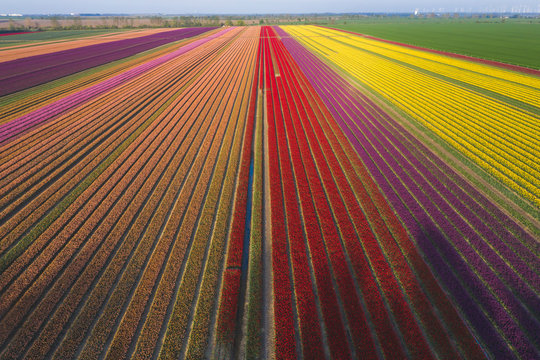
[275,26,540,359]
[0,27,233,147]
[0,27,216,97]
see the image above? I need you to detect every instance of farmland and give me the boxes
[330,18,540,69]
[0,29,136,48]
[0,24,539,359]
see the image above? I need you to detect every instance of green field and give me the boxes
[330,18,540,69]
[0,29,130,48]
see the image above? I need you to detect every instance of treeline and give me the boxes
[3,15,253,31]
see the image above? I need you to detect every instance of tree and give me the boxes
[225,19,233,26]
[210,15,219,26]
[150,16,164,27]
[71,16,83,30]
[236,20,245,26]
[50,16,62,30]
[25,17,32,30]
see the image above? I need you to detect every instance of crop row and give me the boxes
[280,25,540,359]
[0,27,216,96]
[323,26,540,77]
[0,28,221,125]
[0,27,235,275]
[287,26,540,207]
[0,29,173,62]
[276,25,482,358]
[213,26,262,359]
[0,25,538,360]
[0,31,38,38]
[142,27,259,360]
[78,30,242,359]
[0,27,234,354]
[0,27,223,147]
[275,25,488,359]
[262,25,486,359]
[330,31,540,108]
[0,27,263,359]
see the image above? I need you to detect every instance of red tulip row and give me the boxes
[280,25,539,359]
[266,25,493,359]
[0,31,38,37]
[264,25,436,359]
[263,26,321,359]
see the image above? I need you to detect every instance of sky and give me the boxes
[2,0,540,15]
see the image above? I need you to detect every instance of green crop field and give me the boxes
[330,18,540,69]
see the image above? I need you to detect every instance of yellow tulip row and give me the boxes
[329,56,540,191]
[330,31,540,108]
[283,25,540,206]
[295,26,540,91]
[284,26,540,147]
[366,36,540,90]
[284,26,540,160]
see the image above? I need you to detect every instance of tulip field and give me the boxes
[0,25,538,359]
